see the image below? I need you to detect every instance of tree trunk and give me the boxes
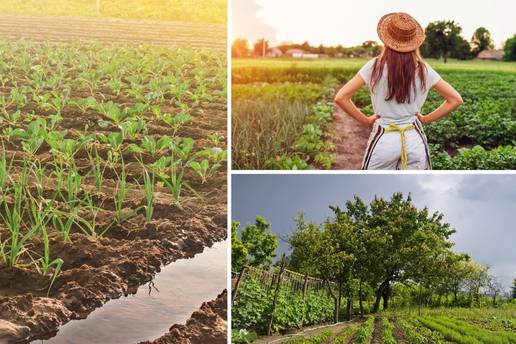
[382,283,390,310]
[325,280,339,323]
[337,280,342,322]
[359,281,364,317]
[444,51,448,63]
[373,280,390,313]
[346,297,353,320]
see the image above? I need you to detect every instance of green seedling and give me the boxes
[189,159,221,184]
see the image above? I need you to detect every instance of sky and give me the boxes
[232,0,516,48]
[232,174,516,291]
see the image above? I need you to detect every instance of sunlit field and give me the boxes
[0,0,227,23]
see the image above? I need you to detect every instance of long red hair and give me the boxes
[370,47,427,104]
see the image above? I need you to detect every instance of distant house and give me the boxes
[266,47,283,58]
[285,49,305,57]
[284,49,320,59]
[477,49,503,61]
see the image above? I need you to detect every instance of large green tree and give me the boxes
[347,193,455,312]
[231,216,278,272]
[471,27,494,55]
[503,35,516,61]
[421,20,464,63]
[511,277,516,299]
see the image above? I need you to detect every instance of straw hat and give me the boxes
[377,12,425,52]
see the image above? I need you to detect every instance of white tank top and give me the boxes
[358,58,441,127]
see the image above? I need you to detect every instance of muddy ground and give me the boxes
[138,289,227,344]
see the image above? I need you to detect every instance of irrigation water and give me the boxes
[32,240,228,344]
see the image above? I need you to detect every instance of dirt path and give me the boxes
[370,317,383,344]
[253,320,358,344]
[331,108,370,170]
[392,321,409,344]
[0,14,226,49]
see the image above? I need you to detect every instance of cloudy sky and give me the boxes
[232,174,516,291]
[232,0,516,48]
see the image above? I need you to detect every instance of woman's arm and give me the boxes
[417,79,463,125]
[334,74,379,126]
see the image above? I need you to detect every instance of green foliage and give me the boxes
[354,315,375,343]
[503,35,516,62]
[432,145,516,170]
[232,217,278,271]
[333,324,359,344]
[471,27,494,56]
[421,20,467,62]
[232,277,334,335]
[231,328,258,344]
[382,317,396,344]
[284,330,332,344]
[512,278,516,299]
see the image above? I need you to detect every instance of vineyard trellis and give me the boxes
[232,258,339,335]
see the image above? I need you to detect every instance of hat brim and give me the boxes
[377,13,425,53]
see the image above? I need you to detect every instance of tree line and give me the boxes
[232,193,513,321]
[232,20,516,62]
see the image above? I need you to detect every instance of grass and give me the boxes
[233,58,516,74]
[232,98,313,169]
[0,0,227,24]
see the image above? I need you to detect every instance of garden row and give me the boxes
[232,58,516,170]
[232,78,336,170]
[0,40,227,341]
[278,308,516,344]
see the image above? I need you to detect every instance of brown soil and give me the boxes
[370,317,383,344]
[0,90,227,343]
[392,321,409,344]
[331,108,370,170]
[0,14,226,50]
[138,289,227,344]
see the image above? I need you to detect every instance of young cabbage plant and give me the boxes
[189,159,221,184]
[154,137,200,208]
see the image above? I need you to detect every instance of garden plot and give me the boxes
[0,40,227,342]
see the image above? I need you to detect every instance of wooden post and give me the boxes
[231,265,247,306]
[267,254,286,336]
[299,273,309,328]
[96,0,101,15]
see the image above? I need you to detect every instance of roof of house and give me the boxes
[477,49,504,60]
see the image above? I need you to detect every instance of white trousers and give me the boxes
[362,120,431,170]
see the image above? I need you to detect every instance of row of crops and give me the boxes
[232,76,336,170]
[0,39,226,294]
[274,307,516,344]
[231,58,516,170]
